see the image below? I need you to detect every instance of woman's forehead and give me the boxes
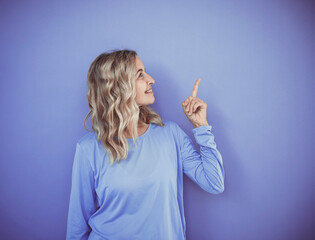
[135,56,145,69]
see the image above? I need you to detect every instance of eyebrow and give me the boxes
[136,67,146,76]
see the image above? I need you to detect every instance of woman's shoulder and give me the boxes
[156,119,179,128]
[152,119,182,134]
[75,131,98,152]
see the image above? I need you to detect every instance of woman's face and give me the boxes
[134,56,155,106]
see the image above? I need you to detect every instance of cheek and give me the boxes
[135,81,146,94]
[135,83,145,100]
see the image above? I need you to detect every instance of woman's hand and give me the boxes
[182,78,209,128]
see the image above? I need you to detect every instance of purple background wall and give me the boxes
[1,0,314,239]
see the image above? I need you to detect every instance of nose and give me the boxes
[146,74,155,85]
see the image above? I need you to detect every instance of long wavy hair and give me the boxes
[84,50,164,165]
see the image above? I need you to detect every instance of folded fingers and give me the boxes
[182,97,203,115]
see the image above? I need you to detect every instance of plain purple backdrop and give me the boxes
[0,0,314,239]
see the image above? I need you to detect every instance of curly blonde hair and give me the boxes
[84,50,164,165]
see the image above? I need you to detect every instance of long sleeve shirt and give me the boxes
[66,120,225,240]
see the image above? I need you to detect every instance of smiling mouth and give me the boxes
[145,89,153,94]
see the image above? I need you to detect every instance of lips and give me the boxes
[145,88,153,93]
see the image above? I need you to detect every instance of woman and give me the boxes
[66,50,225,240]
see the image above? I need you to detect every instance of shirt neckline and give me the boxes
[127,123,152,141]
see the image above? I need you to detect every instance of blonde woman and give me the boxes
[66,50,225,240]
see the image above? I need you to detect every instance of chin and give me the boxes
[137,96,155,106]
[146,96,155,105]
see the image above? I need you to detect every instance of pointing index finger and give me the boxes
[191,78,201,97]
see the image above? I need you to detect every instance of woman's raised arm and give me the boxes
[179,78,224,193]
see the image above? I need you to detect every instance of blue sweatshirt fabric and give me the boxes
[66,120,225,240]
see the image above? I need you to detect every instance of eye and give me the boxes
[138,72,143,78]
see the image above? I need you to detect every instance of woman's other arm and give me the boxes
[66,143,97,240]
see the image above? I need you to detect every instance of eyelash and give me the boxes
[138,72,144,78]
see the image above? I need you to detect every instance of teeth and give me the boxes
[145,89,152,93]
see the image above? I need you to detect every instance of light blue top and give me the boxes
[66,120,225,240]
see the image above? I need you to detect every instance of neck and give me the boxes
[124,121,148,138]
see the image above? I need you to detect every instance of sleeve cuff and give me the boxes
[192,124,216,147]
[192,124,212,133]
